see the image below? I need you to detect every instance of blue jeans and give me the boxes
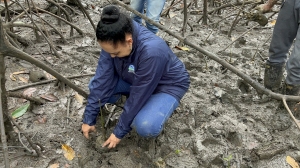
[131,93,179,137]
[130,0,166,34]
[89,77,179,137]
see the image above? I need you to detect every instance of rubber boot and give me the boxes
[264,62,284,92]
[283,83,300,119]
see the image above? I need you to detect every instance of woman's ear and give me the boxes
[125,34,133,45]
[127,37,133,45]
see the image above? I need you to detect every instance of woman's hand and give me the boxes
[102,133,121,148]
[81,124,96,139]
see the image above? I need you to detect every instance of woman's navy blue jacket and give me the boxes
[83,21,190,139]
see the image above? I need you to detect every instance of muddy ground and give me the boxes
[1,0,299,168]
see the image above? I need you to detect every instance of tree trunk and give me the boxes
[0,54,13,140]
[203,0,208,25]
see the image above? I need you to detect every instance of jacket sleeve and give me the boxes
[83,51,118,126]
[113,54,168,139]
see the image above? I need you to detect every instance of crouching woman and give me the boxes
[82,5,190,148]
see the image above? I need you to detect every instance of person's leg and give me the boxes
[285,3,300,86]
[107,78,131,104]
[286,31,300,86]
[130,0,146,24]
[145,0,166,34]
[264,0,299,91]
[131,93,179,137]
[284,7,300,116]
[268,0,299,64]
[88,77,131,104]
[280,0,300,118]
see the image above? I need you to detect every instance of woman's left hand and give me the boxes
[102,133,121,148]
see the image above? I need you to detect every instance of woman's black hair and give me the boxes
[96,5,133,46]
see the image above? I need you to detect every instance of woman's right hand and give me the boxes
[81,124,96,139]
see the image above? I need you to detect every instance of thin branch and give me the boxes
[60,3,80,15]
[5,30,21,48]
[45,0,74,36]
[187,21,193,31]
[282,97,300,130]
[18,132,34,154]
[228,1,245,37]
[209,1,259,15]
[46,0,72,22]
[252,34,272,61]
[66,94,71,125]
[0,0,16,14]
[204,30,213,43]
[8,115,42,157]
[6,29,29,46]
[182,0,188,36]
[73,0,96,31]
[202,0,208,25]
[161,0,180,17]
[10,10,26,23]
[219,24,260,52]
[3,0,11,22]
[105,105,116,128]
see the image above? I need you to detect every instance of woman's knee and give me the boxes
[133,118,162,138]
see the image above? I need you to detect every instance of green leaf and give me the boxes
[11,104,30,119]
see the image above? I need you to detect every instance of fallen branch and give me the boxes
[8,73,94,92]
[7,92,45,105]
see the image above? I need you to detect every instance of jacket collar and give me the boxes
[121,21,139,63]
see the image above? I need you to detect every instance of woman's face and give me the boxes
[99,34,133,58]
